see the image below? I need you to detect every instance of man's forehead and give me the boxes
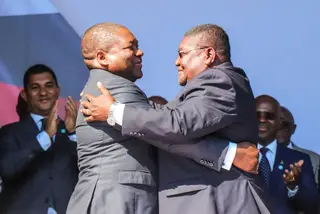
[256,100,277,112]
[118,28,137,43]
[178,36,198,50]
[29,73,54,84]
[280,109,294,123]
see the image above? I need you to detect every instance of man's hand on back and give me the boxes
[233,142,259,174]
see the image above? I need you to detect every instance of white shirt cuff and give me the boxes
[113,103,125,126]
[68,134,77,142]
[287,185,299,198]
[37,131,52,151]
[222,142,237,170]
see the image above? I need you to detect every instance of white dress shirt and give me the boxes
[258,140,298,197]
[113,103,237,170]
[31,113,76,214]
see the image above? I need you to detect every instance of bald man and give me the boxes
[66,23,159,214]
[277,106,320,187]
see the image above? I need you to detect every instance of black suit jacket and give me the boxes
[0,115,78,214]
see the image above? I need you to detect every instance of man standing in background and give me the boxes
[277,106,320,188]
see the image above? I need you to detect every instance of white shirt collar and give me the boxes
[30,113,44,124]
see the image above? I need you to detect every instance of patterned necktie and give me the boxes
[259,147,271,189]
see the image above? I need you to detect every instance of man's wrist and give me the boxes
[222,142,237,170]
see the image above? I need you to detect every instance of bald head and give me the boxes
[280,106,294,124]
[277,106,296,145]
[81,22,125,62]
[255,95,281,145]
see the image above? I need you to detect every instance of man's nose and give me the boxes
[136,49,144,57]
[39,87,48,95]
[259,115,267,123]
[175,57,180,67]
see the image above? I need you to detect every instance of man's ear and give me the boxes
[292,124,297,135]
[96,50,109,68]
[204,47,216,66]
[21,89,28,102]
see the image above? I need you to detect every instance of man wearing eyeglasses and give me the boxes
[277,106,320,188]
[256,95,319,214]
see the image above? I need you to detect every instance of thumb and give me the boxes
[97,82,111,96]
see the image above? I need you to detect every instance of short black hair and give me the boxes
[23,64,59,89]
[185,24,231,62]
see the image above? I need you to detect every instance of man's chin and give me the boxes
[178,77,187,86]
[132,70,143,81]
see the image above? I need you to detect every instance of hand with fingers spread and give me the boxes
[283,159,304,190]
[45,101,60,138]
[65,96,78,133]
[81,82,115,122]
[233,142,259,174]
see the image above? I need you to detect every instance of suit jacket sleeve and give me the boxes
[290,154,320,212]
[0,126,46,180]
[142,134,229,171]
[122,70,237,143]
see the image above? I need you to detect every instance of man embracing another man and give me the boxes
[67,22,272,214]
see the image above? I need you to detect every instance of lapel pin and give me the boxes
[278,160,284,170]
[61,129,66,134]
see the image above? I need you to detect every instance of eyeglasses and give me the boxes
[178,46,210,58]
[256,111,276,120]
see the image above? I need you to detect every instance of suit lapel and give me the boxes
[21,115,40,136]
[270,145,285,192]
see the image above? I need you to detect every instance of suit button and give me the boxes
[49,176,53,180]
[129,132,133,135]
[141,133,145,136]
[209,163,214,167]
[200,160,204,164]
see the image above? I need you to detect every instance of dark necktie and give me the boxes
[259,147,271,189]
[40,118,46,132]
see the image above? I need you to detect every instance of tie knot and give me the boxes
[260,147,269,155]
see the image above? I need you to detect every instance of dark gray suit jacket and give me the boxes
[122,62,272,214]
[0,116,78,214]
[67,69,236,214]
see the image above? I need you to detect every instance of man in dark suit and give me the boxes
[68,22,261,214]
[277,106,320,188]
[82,24,271,213]
[0,64,78,214]
[256,95,319,214]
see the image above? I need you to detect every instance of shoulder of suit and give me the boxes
[287,147,312,161]
[192,67,233,86]
[0,121,22,130]
[293,146,320,158]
